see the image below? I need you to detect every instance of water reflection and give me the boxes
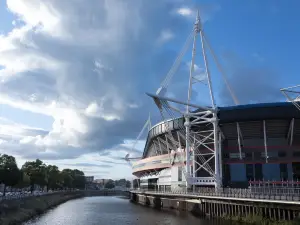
[23,196,230,225]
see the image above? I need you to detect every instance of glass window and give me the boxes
[161,124,166,133]
[178,167,182,181]
[292,162,300,180]
[254,164,263,180]
[293,151,300,157]
[261,151,277,158]
[280,163,288,181]
[245,152,252,159]
[223,152,229,159]
[173,120,178,129]
[246,164,254,181]
[168,121,173,130]
[229,152,245,159]
[179,118,184,127]
[278,151,286,157]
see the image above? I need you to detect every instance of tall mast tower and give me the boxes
[147,10,238,189]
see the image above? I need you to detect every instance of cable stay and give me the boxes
[281,85,300,111]
[123,114,152,168]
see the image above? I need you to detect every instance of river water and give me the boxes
[23,196,231,225]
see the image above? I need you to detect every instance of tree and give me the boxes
[14,171,30,189]
[0,154,20,196]
[22,159,47,193]
[61,169,74,189]
[45,165,60,191]
[126,180,131,188]
[104,179,115,189]
[72,169,85,189]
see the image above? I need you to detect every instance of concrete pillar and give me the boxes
[288,209,291,220]
[222,204,224,217]
[214,203,217,216]
[273,208,276,220]
[293,210,296,220]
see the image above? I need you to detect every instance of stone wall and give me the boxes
[0,191,84,225]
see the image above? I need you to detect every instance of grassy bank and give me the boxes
[225,214,300,225]
[0,191,84,225]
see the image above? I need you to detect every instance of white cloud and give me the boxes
[157,29,174,44]
[175,4,221,23]
[0,0,220,178]
[177,7,193,17]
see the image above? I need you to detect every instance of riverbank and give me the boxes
[130,192,300,225]
[0,191,84,225]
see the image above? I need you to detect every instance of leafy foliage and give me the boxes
[104,179,115,189]
[0,154,20,196]
[0,155,86,192]
[0,154,131,193]
[22,159,47,192]
[45,165,61,191]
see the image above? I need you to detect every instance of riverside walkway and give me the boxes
[131,186,300,202]
[130,187,300,221]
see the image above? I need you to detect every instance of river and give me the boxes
[23,196,230,225]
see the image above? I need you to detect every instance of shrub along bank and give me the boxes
[0,191,84,225]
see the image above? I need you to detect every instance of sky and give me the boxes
[0,0,299,180]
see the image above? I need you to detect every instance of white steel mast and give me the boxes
[148,9,238,189]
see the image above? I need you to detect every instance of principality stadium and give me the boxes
[126,11,300,191]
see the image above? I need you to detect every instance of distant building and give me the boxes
[85,176,94,183]
[93,179,110,185]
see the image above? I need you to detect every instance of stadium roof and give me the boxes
[218,102,300,123]
[142,102,300,158]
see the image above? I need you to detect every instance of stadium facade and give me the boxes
[129,12,300,191]
[132,102,300,190]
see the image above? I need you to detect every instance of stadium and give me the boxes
[127,12,300,191]
[131,102,300,190]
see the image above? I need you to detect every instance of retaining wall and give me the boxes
[130,191,300,222]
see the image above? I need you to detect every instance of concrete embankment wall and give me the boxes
[130,192,300,223]
[0,191,84,225]
[84,190,129,197]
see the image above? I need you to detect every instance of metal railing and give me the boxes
[0,190,63,201]
[0,189,131,202]
[130,186,300,202]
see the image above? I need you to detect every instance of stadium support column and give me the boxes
[218,130,223,186]
[185,115,191,189]
[214,114,221,188]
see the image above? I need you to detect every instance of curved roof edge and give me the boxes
[142,101,300,158]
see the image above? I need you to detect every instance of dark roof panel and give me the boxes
[218,102,300,123]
